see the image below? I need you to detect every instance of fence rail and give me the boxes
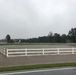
[0,47,6,55]
[3,48,76,57]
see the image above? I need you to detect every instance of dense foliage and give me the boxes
[6,34,11,43]
[68,28,76,43]
[6,28,76,43]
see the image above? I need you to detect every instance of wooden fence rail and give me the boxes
[4,48,76,57]
[0,47,6,55]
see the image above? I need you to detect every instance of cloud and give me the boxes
[0,0,76,39]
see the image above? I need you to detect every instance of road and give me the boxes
[0,67,76,75]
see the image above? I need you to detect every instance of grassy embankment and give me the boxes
[0,62,76,72]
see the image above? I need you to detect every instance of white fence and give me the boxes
[4,48,76,57]
[0,47,6,55]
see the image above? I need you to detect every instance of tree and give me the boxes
[6,34,11,43]
[68,28,76,43]
[48,31,53,43]
[48,31,53,36]
[61,34,67,43]
[53,33,61,43]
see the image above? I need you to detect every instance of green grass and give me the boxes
[0,62,76,72]
[0,43,67,46]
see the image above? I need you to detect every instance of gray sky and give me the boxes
[0,0,76,39]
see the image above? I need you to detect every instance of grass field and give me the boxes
[0,62,76,72]
[0,43,76,49]
[0,43,67,45]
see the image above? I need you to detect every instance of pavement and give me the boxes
[0,67,76,75]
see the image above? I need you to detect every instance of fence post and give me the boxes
[43,48,44,55]
[25,48,27,56]
[6,49,8,57]
[3,48,5,55]
[57,48,59,55]
[72,48,74,54]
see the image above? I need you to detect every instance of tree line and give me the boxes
[6,28,76,43]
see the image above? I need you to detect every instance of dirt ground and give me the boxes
[0,44,76,67]
[0,53,76,67]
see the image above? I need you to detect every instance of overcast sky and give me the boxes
[0,0,76,39]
